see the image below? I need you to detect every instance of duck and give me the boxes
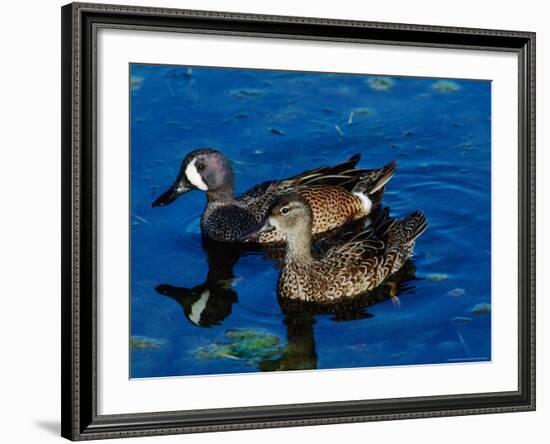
[152,148,396,243]
[240,193,427,304]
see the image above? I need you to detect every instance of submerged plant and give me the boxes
[471,303,491,315]
[426,273,449,282]
[193,328,284,366]
[432,80,460,93]
[446,288,466,297]
[131,336,164,350]
[367,77,394,91]
[130,75,144,91]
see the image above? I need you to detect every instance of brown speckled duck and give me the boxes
[240,193,427,303]
[152,148,396,243]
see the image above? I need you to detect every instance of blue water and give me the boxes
[130,64,491,378]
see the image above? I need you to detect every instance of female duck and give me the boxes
[241,194,427,303]
[152,148,395,243]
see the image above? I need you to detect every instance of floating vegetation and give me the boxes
[471,303,491,315]
[451,316,472,325]
[193,329,283,366]
[131,336,164,350]
[367,77,394,91]
[230,88,263,99]
[432,80,460,93]
[461,142,475,151]
[446,288,466,297]
[352,107,373,116]
[269,127,286,136]
[427,273,449,282]
[130,75,144,91]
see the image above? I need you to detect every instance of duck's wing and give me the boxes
[237,154,362,201]
[323,229,382,261]
[318,207,395,258]
[280,153,362,187]
[236,154,363,218]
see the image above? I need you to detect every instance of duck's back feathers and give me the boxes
[236,154,363,203]
[278,210,428,303]
[235,155,396,243]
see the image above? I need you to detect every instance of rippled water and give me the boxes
[130,64,491,378]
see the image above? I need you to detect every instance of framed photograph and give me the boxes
[61,2,535,440]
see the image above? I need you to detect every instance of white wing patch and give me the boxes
[185,158,208,191]
[188,289,210,325]
[353,191,373,213]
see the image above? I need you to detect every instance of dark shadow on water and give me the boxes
[35,420,60,436]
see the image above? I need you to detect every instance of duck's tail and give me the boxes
[388,211,428,247]
[384,211,428,274]
[352,161,397,195]
[350,161,396,209]
[293,156,396,197]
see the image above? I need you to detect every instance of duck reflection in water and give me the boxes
[153,217,372,329]
[259,259,418,372]
[155,238,246,327]
[155,206,421,373]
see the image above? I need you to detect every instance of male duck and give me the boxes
[152,148,396,243]
[241,194,427,303]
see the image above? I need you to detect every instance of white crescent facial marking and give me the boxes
[353,191,373,213]
[185,158,208,191]
[188,289,210,325]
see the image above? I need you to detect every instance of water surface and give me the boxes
[130,65,491,378]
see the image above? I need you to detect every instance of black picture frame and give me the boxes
[61,2,536,440]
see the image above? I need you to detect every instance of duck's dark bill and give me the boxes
[152,183,190,207]
[238,221,274,242]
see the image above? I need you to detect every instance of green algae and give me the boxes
[471,303,491,315]
[194,329,283,365]
[130,75,144,91]
[367,77,394,91]
[432,80,460,93]
[352,107,373,115]
[131,336,164,350]
[426,273,449,282]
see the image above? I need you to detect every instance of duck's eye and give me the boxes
[280,207,290,215]
[196,163,205,171]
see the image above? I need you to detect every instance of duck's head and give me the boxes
[152,148,234,207]
[240,193,313,242]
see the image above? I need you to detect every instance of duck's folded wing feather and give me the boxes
[237,154,362,203]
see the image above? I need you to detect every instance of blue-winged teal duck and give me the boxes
[240,194,427,303]
[152,148,396,243]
